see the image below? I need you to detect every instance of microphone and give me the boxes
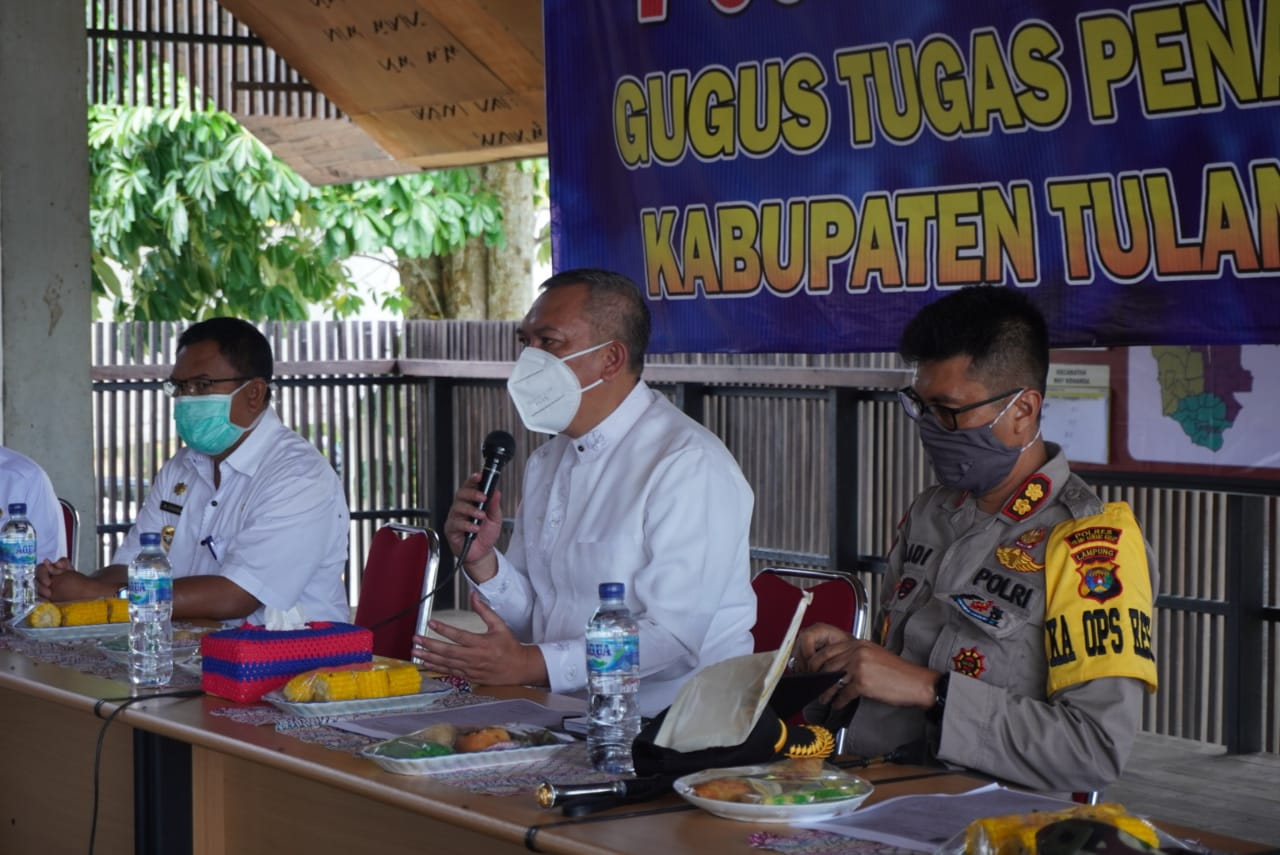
[457,430,516,564]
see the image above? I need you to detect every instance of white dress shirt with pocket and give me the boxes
[112,408,350,624]
[477,381,757,717]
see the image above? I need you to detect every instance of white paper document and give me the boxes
[804,782,1074,852]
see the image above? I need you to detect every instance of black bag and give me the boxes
[631,671,842,777]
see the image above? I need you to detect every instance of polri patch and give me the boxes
[894,577,918,600]
[1001,474,1052,521]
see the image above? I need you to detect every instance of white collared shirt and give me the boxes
[113,408,350,624]
[0,446,68,563]
[479,381,756,716]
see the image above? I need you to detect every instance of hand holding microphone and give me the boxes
[452,429,516,567]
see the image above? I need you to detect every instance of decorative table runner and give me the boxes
[748,830,900,854]
[0,627,201,690]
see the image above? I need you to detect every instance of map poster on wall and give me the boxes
[1127,346,1277,469]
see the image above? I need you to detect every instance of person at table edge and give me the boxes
[796,286,1158,793]
[0,445,68,563]
[414,268,756,716]
[36,318,349,624]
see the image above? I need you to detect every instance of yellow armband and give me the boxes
[1043,502,1158,696]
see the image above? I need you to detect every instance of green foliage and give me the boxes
[88,104,510,321]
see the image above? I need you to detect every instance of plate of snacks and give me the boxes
[360,722,575,775]
[98,626,210,664]
[674,758,873,823]
[7,599,130,641]
[261,662,453,717]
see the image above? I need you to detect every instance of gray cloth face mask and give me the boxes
[916,391,1037,494]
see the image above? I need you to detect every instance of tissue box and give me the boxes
[200,621,374,703]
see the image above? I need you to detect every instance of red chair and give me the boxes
[352,524,441,660]
[750,566,870,654]
[58,497,79,567]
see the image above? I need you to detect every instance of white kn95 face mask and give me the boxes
[506,341,612,435]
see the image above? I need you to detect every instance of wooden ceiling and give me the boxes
[216,0,547,183]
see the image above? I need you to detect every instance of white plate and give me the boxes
[98,631,204,665]
[674,765,874,823]
[261,678,454,718]
[360,727,575,776]
[7,615,129,642]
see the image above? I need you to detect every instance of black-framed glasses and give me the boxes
[897,386,1024,432]
[162,376,255,398]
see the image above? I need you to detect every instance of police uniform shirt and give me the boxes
[849,443,1159,793]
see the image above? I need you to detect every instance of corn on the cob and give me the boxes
[355,667,390,699]
[384,664,421,697]
[58,599,110,626]
[285,663,423,703]
[313,670,360,702]
[27,602,63,628]
[106,598,129,623]
[282,671,317,703]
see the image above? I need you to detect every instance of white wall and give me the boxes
[0,1,96,563]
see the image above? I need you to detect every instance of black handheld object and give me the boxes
[458,429,516,564]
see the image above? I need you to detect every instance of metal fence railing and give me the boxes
[90,321,1280,755]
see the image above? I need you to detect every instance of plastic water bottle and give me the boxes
[128,531,173,687]
[586,582,640,774]
[1,503,38,619]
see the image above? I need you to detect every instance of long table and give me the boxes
[1,645,1272,855]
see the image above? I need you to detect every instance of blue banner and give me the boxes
[543,0,1280,353]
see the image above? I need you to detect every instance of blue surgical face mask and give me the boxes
[174,381,255,455]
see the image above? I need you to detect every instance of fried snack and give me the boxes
[413,722,458,749]
[27,602,62,628]
[773,756,825,778]
[692,777,756,802]
[455,726,512,753]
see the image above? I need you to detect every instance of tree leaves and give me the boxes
[89,103,524,321]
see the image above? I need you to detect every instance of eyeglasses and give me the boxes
[162,376,254,398]
[897,386,1024,432]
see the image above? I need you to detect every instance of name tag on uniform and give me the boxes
[160,501,184,515]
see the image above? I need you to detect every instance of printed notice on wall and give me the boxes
[1042,363,1110,465]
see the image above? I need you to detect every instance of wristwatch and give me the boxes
[927,672,950,724]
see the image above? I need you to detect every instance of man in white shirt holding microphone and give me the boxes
[414,268,757,716]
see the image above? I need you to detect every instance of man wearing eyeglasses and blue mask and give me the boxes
[37,318,349,624]
[794,287,1158,794]
[414,269,756,717]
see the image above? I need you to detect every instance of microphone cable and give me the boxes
[88,688,204,855]
[367,429,514,634]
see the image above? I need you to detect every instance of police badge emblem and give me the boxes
[161,525,176,550]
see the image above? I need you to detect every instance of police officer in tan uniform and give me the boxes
[797,287,1158,793]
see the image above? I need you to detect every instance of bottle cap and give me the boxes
[7,502,26,515]
[140,532,162,546]
[598,582,625,601]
